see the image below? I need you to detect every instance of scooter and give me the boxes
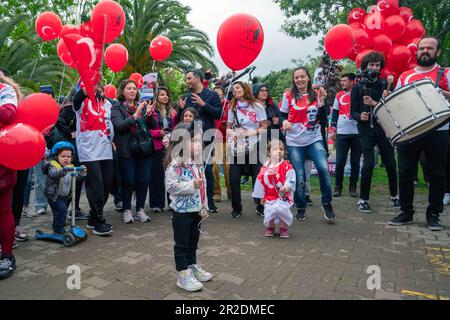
[35,165,88,247]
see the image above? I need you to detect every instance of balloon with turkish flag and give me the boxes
[0,123,46,170]
[406,38,420,58]
[57,38,76,68]
[35,12,63,42]
[372,34,392,59]
[347,8,366,25]
[376,0,400,18]
[129,73,144,89]
[60,24,80,38]
[324,24,355,60]
[149,36,173,62]
[104,84,117,100]
[105,44,128,72]
[384,15,406,41]
[353,28,372,54]
[364,11,385,38]
[217,13,264,71]
[90,0,125,44]
[388,45,412,71]
[14,93,59,133]
[398,7,414,24]
[62,34,100,105]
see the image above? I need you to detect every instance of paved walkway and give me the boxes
[1,190,449,300]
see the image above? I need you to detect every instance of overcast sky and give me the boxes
[179,0,321,77]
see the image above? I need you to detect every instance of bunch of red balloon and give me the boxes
[0,94,59,170]
[324,0,425,83]
[217,13,264,71]
[35,0,128,105]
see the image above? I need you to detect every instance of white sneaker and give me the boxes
[176,269,203,292]
[151,207,162,213]
[189,264,213,282]
[443,193,450,205]
[36,208,47,215]
[123,210,134,224]
[135,209,151,222]
[23,206,38,218]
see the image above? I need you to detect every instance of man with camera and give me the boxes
[389,36,450,231]
[350,52,399,213]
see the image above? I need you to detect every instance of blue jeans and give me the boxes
[48,196,68,234]
[24,161,48,210]
[288,141,332,209]
[119,156,152,211]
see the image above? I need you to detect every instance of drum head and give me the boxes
[393,113,450,145]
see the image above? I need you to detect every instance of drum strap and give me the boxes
[435,67,445,88]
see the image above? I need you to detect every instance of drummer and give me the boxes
[350,51,399,214]
[389,35,450,231]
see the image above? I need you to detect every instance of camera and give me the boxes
[360,69,380,84]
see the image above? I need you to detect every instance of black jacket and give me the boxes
[178,87,222,144]
[55,105,76,141]
[350,79,388,136]
[111,102,138,159]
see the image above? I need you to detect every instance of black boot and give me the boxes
[333,185,342,197]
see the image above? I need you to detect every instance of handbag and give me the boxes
[128,106,154,157]
[227,107,258,157]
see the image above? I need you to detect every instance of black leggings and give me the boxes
[83,160,113,222]
[11,169,30,227]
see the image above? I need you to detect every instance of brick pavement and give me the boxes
[1,190,449,300]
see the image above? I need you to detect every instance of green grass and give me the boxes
[218,164,429,196]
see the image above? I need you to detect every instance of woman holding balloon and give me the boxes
[0,69,21,280]
[73,82,114,236]
[280,67,336,223]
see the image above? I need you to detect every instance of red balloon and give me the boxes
[381,67,397,80]
[376,0,399,18]
[149,36,173,62]
[347,8,366,25]
[353,28,372,53]
[356,49,375,69]
[57,39,76,68]
[60,24,80,38]
[400,19,426,45]
[217,13,264,71]
[129,73,144,89]
[384,15,406,41]
[364,11,385,37]
[372,34,392,59]
[15,93,59,133]
[349,22,363,31]
[105,44,128,72]
[0,124,46,170]
[388,45,412,71]
[90,0,125,44]
[406,37,420,57]
[347,50,358,61]
[35,12,62,42]
[398,7,414,24]
[104,84,117,100]
[324,24,354,60]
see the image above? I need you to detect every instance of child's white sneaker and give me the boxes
[176,269,203,292]
[443,193,450,205]
[123,210,134,224]
[23,206,37,218]
[135,209,151,222]
[189,264,213,282]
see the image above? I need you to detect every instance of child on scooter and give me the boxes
[42,141,87,234]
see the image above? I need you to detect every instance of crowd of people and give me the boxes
[0,35,449,292]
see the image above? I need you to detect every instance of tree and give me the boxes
[274,0,450,64]
[0,15,77,96]
[117,0,217,77]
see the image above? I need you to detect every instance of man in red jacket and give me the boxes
[0,68,19,280]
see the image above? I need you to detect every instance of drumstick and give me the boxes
[386,75,394,95]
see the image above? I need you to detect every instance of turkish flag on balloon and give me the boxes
[63,34,99,106]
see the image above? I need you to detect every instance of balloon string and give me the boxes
[99,14,107,84]
[198,216,209,236]
[152,60,156,71]
[58,64,66,101]
[60,76,80,107]
[203,74,234,166]
[26,43,44,93]
[109,72,115,86]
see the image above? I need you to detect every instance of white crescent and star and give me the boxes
[41,26,56,37]
[76,37,96,68]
